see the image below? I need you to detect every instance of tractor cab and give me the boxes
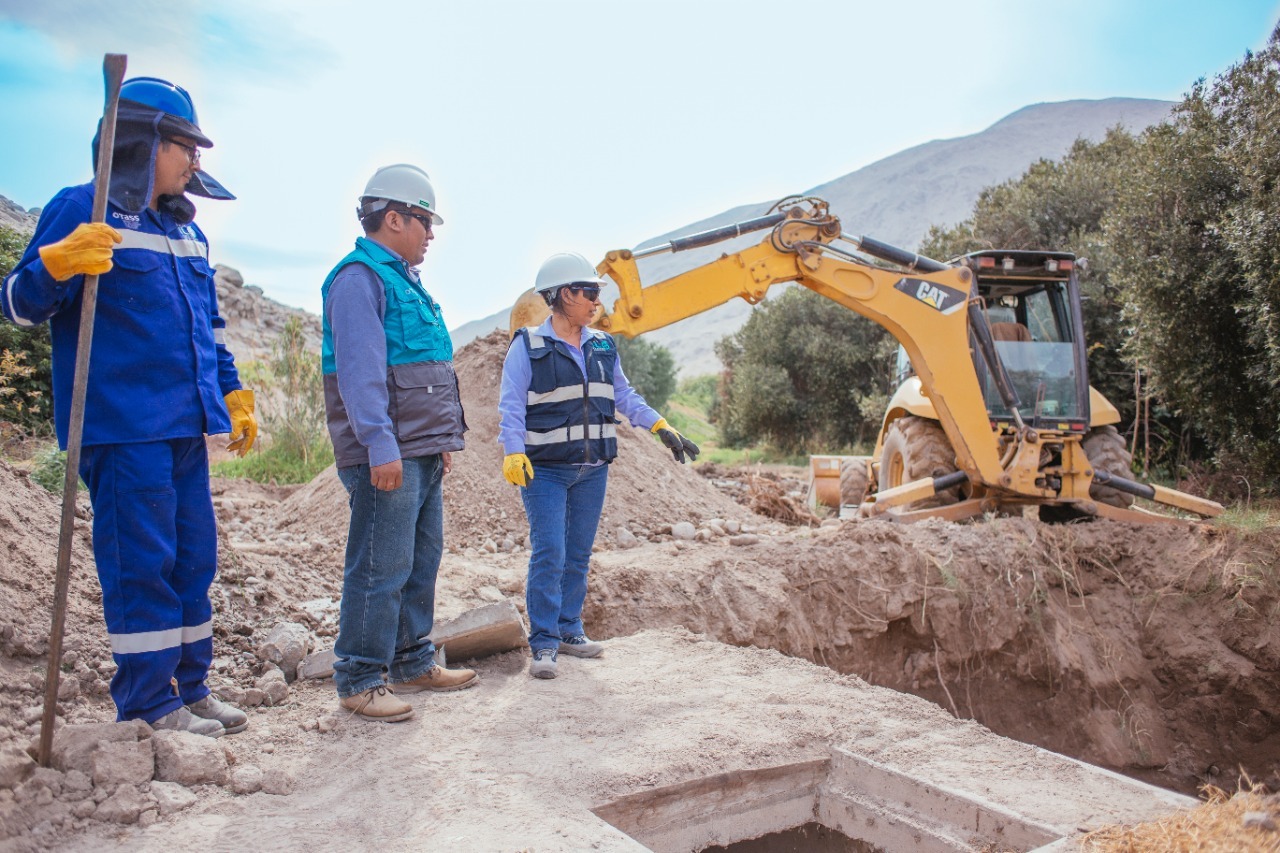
[961,250,1091,434]
[891,250,1092,433]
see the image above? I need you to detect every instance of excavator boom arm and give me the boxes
[588,212,1008,485]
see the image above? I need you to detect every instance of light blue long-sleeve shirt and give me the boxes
[498,318,662,457]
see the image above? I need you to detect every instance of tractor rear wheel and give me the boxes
[1082,425,1136,508]
[840,458,870,507]
[877,416,960,509]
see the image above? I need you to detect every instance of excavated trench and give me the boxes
[584,515,1280,798]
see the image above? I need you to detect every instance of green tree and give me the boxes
[0,225,53,434]
[714,288,892,453]
[615,334,676,412]
[1106,24,1280,484]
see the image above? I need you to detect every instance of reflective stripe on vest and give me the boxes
[527,382,615,406]
[526,422,618,446]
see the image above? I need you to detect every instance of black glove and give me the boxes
[656,427,700,464]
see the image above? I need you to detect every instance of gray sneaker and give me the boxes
[558,635,604,658]
[152,706,225,738]
[530,648,558,679]
[187,693,249,734]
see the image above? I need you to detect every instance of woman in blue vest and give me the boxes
[498,253,700,679]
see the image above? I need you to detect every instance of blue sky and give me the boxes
[1,0,1277,327]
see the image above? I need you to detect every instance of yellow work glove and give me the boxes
[651,417,700,464]
[224,389,258,457]
[38,223,122,282]
[503,453,534,487]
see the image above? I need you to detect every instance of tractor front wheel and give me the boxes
[877,416,960,509]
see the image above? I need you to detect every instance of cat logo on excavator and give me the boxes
[894,277,967,315]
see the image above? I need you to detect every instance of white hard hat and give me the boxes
[535,252,604,295]
[357,163,443,224]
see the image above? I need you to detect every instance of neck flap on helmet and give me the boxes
[92,100,235,224]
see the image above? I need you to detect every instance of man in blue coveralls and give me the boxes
[321,164,476,723]
[1,77,257,737]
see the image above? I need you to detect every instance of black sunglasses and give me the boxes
[565,284,601,301]
[397,210,434,231]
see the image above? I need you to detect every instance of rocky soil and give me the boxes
[0,330,1276,850]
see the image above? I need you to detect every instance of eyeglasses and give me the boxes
[398,210,434,232]
[566,284,601,302]
[165,138,200,164]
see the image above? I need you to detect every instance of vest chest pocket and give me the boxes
[389,286,444,355]
[587,349,617,385]
[388,361,464,442]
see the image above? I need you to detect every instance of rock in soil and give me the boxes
[50,720,151,775]
[93,785,152,825]
[0,745,35,789]
[91,739,154,787]
[257,622,311,682]
[229,764,263,795]
[152,731,229,787]
[150,780,197,816]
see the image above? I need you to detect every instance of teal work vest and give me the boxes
[321,237,452,375]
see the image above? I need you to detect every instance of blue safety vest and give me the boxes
[0,183,239,448]
[518,326,618,465]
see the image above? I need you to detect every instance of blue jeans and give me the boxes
[79,438,216,723]
[521,463,609,651]
[333,455,444,697]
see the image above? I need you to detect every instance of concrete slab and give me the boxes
[294,601,527,681]
[66,630,1196,852]
[594,760,829,851]
[429,600,527,662]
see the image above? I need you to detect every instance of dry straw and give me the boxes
[1081,783,1279,852]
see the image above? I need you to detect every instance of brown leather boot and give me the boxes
[339,685,414,722]
[392,665,478,694]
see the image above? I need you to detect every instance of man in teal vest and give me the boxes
[321,164,475,722]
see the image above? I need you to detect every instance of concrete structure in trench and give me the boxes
[66,629,1192,852]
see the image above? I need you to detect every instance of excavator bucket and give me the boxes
[806,456,844,510]
[509,288,551,338]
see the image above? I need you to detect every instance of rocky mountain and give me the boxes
[451,97,1174,375]
[0,196,39,233]
[212,266,322,365]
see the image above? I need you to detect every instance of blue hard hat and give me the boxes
[120,77,214,147]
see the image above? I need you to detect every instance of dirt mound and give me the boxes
[0,462,337,740]
[268,329,749,552]
[583,516,1280,795]
[0,464,104,697]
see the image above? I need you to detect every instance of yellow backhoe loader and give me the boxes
[508,197,1222,524]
